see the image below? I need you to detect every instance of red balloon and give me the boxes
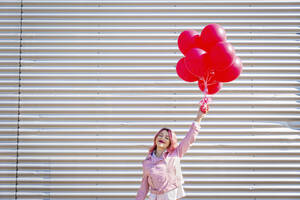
[177,30,200,55]
[209,42,235,71]
[184,48,209,78]
[198,78,222,95]
[200,24,227,51]
[176,57,198,82]
[215,56,243,82]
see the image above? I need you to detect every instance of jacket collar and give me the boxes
[145,149,168,161]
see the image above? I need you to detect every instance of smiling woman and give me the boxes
[155,130,171,157]
[151,128,176,159]
[136,104,209,200]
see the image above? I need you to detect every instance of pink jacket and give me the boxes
[136,121,201,200]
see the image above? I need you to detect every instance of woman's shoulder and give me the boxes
[168,148,180,159]
[142,152,152,162]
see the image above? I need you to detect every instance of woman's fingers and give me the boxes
[200,103,209,114]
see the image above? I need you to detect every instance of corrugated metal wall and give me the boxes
[0,0,21,199]
[1,0,300,199]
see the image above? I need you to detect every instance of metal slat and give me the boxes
[0,0,20,199]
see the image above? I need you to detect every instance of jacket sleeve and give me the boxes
[136,165,149,200]
[176,121,201,158]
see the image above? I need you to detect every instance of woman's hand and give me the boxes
[200,102,209,114]
[195,102,209,122]
[199,103,209,116]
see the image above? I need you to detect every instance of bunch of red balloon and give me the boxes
[176,24,243,113]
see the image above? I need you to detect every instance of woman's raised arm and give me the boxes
[176,104,208,158]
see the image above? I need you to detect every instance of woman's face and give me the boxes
[156,130,170,149]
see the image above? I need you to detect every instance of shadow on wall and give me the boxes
[290,86,300,130]
[266,86,300,131]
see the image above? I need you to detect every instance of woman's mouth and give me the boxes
[159,140,165,144]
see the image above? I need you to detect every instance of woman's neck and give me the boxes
[155,147,166,157]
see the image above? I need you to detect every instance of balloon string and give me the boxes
[207,74,212,83]
[205,72,209,82]
[199,73,212,107]
[204,73,208,95]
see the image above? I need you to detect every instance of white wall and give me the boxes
[0,0,300,199]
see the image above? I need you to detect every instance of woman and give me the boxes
[136,103,209,200]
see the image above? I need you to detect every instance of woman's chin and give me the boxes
[157,143,165,148]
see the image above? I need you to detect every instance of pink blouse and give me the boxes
[136,121,201,200]
[148,150,186,200]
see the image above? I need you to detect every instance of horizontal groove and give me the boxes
[17,13,300,17]
[13,127,298,135]
[8,26,300,31]
[1,98,299,104]
[105,156,300,160]
[0,194,284,199]
[0,41,19,45]
[17,57,300,62]
[2,135,299,141]
[6,78,300,83]
[10,81,300,85]
[5,6,300,10]
[13,88,300,94]
[12,52,300,57]
[16,71,300,76]
[10,32,300,38]
[99,143,300,148]
[6,73,300,78]
[2,185,300,191]
[88,74,300,79]
[2,149,300,155]
[7,155,300,163]
[102,192,300,198]
[14,62,300,67]
[0,94,299,100]
[36,177,300,184]
[4,53,298,58]
[6,92,300,97]
[1,152,298,157]
[5,163,300,169]
[5,122,286,129]
[15,82,300,87]
[7,193,300,198]
[3,19,298,25]
[12,115,300,120]
[108,185,300,191]
[7,121,295,127]
[63,135,300,141]
[11,171,300,176]
[102,170,300,176]
[16,40,300,45]
[5,102,298,109]
[19,0,300,5]
[94,0,300,4]
[4,102,300,109]
[18,66,299,71]
[4,192,300,198]
[4,82,291,87]
[1,47,299,52]
[11,33,299,38]
[97,163,300,169]
[15,107,300,112]
[2,143,299,149]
